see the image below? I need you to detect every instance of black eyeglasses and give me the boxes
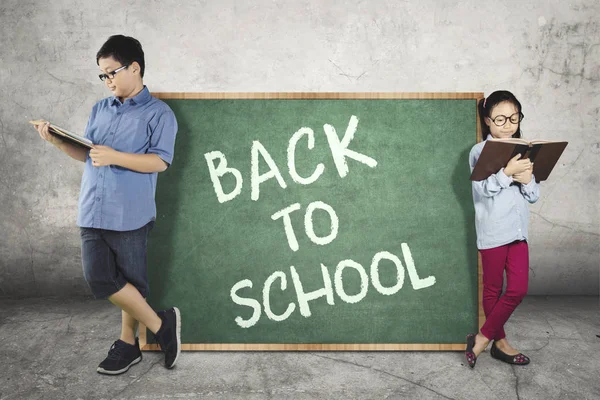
[98,65,129,82]
[488,112,524,127]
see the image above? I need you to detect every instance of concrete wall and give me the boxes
[0,0,598,297]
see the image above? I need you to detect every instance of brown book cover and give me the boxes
[470,138,568,183]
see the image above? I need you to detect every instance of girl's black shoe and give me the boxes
[490,341,530,365]
[465,334,477,368]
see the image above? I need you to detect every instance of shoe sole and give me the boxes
[167,307,181,369]
[97,355,142,375]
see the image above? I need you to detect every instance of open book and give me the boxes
[29,120,94,149]
[470,138,568,182]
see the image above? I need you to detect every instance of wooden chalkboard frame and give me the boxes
[140,92,485,351]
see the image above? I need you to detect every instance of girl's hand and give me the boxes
[89,145,119,167]
[35,121,64,146]
[504,154,532,177]
[513,165,533,184]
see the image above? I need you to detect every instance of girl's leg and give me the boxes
[480,245,509,342]
[473,243,509,355]
[493,241,529,354]
[480,241,529,346]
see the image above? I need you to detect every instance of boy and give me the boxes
[34,35,181,375]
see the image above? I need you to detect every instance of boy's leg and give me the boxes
[105,222,161,334]
[109,282,162,334]
[109,282,181,369]
[79,226,157,333]
[104,223,181,368]
[80,227,147,375]
[82,223,180,371]
[121,310,139,345]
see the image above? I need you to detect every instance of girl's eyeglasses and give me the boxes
[488,112,524,127]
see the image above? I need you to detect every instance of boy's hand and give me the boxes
[35,121,64,146]
[504,154,532,177]
[513,165,533,184]
[89,145,119,167]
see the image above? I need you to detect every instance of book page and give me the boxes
[530,139,561,145]
[487,138,528,145]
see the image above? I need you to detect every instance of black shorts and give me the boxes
[79,221,154,299]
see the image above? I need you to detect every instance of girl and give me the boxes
[465,90,540,368]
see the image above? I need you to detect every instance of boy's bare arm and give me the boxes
[35,121,88,162]
[54,141,88,162]
[89,145,168,173]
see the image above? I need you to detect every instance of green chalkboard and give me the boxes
[144,93,482,351]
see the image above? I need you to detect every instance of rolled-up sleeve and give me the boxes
[147,108,178,166]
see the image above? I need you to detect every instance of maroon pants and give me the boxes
[479,240,529,341]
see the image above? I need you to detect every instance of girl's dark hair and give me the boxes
[478,90,523,139]
[96,35,145,78]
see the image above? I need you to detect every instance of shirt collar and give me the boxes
[110,85,151,107]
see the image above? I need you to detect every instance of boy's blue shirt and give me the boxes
[469,135,541,250]
[77,86,178,231]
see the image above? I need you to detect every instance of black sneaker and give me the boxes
[97,338,142,375]
[154,307,181,368]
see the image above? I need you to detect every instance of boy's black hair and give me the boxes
[96,35,145,78]
[478,90,523,139]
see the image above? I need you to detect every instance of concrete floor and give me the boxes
[0,296,598,400]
